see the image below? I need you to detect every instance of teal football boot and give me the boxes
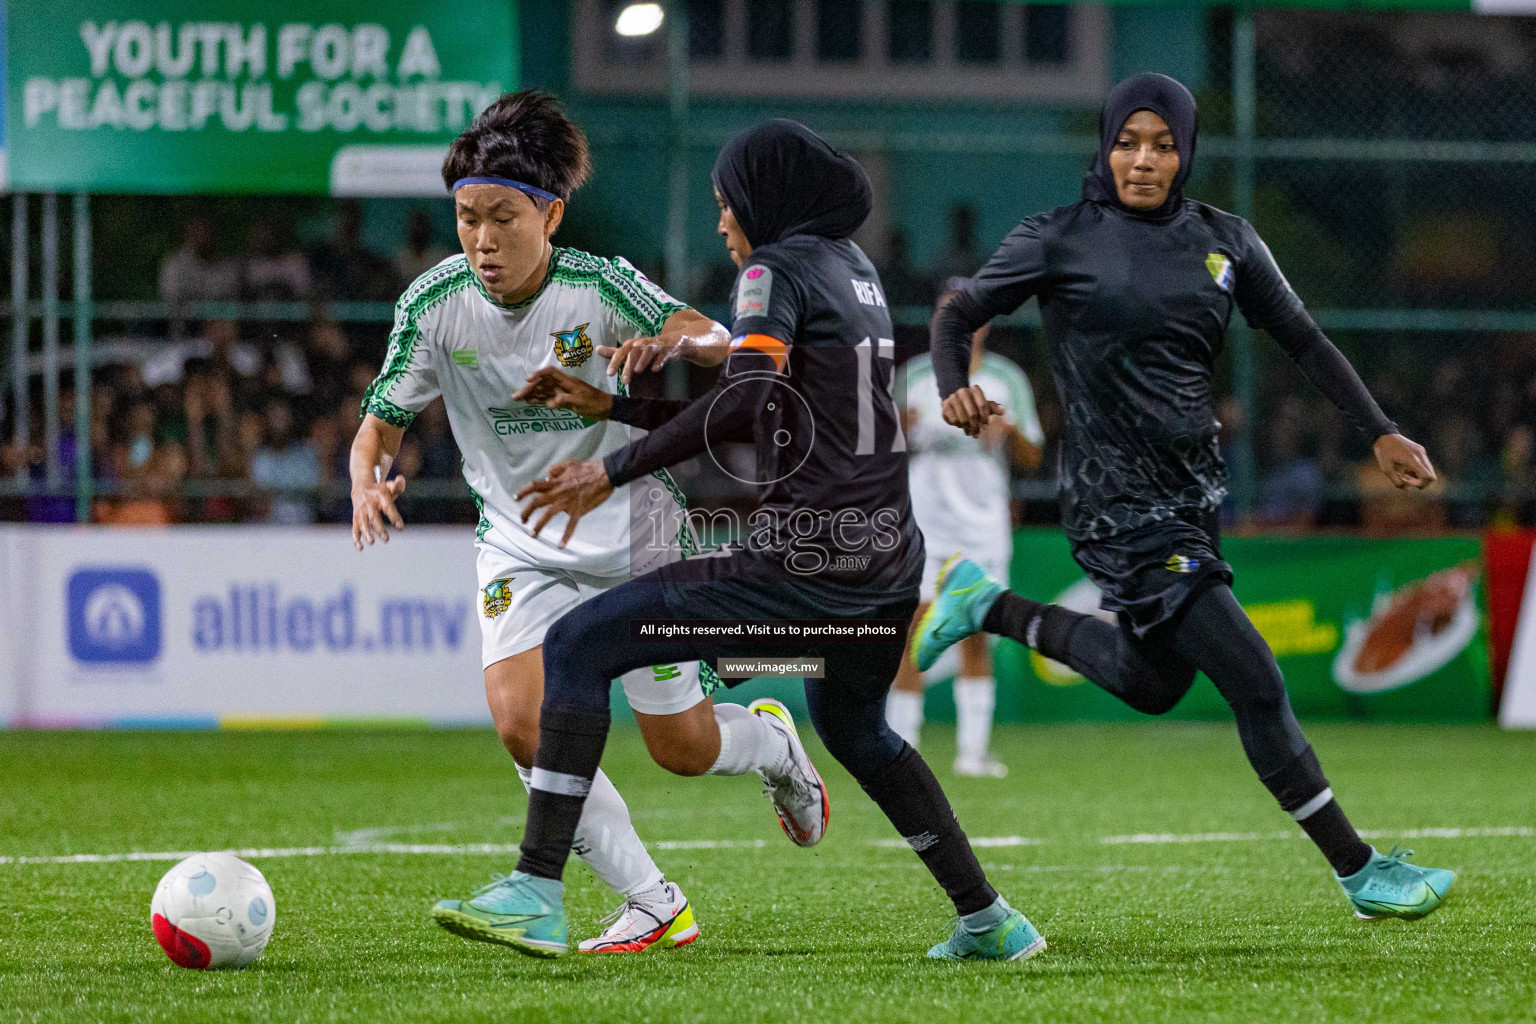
[911,555,1005,672]
[1338,847,1455,920]
[432,871,568,957]
[927,909,1046,962]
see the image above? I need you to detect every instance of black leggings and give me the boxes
[1038,582,1322,809]
[540,580,912,780]
[534,577,999,913]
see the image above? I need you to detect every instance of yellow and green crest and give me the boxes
[552,323,594,367]
[1205,252,1234,292]
[482,577,515,619]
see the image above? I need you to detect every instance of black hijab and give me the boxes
[1082,73,1198,219]
[712,119,872,249]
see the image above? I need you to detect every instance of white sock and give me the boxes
[707,702,790,776]
[954,676,996,763]
[515,763,663,896]
[886,689,925,749]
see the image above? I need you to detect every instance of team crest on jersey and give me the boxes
[483,577,515,619]
[552,323,593,367]
[1205,253,1235,293]
[1165,554,1200,574]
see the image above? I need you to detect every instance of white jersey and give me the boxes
[902,351,1042,564]
[363,247,693,577]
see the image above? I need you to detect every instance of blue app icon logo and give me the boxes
[67,568,162,664]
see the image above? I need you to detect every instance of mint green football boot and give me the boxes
[927,909,1046,962]
[1338,847,1455,920]
[911,555,1005,672]
[431,871,568,957]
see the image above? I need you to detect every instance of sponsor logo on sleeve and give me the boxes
[735,265,772,318]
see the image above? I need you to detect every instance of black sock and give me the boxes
[514,705,611,881]
[981,591,1045,647]
[856,744,997,915]
[1297,799,1373,877]
[1257,745,1372,877]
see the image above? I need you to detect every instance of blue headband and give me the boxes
[451,176,560,203]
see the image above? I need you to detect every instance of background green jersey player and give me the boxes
[349,91,824,954]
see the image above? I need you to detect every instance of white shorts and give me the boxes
[475,544,708,717]
[920,546,1011,598]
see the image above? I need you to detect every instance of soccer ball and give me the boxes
[150,852,275,969]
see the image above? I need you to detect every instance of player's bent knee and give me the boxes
[494,715,541,766]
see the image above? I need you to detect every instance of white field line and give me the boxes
[1102,825,1536,845]
[3,827,1529,867]
[873,835,1044,849]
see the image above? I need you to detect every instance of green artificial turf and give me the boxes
[2,722,1533,1023]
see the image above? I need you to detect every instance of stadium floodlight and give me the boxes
[615,3,665,36]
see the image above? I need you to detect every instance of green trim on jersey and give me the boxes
[551,248,686,337]
[363,256,478,428]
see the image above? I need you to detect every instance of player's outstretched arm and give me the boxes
[517,345,784,546]
[941,386,1005,439]
[1373,433,1437,491]
[350,414,408,550]
[597,309,731,387]
[514,367,614,420]
[517,366,701,431]
[516,459,613,549]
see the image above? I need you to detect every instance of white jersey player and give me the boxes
[350,91,823,955]
[889,289,1043,777]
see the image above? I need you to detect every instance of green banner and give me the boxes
[968,531,1491,723]
[6,0,517,194]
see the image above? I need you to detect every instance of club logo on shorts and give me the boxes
[552,323,593,367]
[483,577,515,618]
[1205,253,1234,292]
[1165,554,1200,574]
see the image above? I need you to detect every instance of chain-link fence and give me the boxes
[6,2,1536,534]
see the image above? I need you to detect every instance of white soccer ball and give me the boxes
[150,852,275,969]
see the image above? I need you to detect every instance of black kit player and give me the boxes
[912,73,1456,922]
[430,119,1047,962]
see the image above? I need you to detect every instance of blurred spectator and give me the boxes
[309,201,397,302]
[698,261,740,306]
[303,319,354,420]
[242,218,312,301]
[1258,399,1324,529]
[393,210,455,285]
[159,219,239,306]
[249,399,320,525]
[414,400,459,480]
[928,204,981,290]
[98,398,185,526]
[21,387,82,523]
[881,228,931,307]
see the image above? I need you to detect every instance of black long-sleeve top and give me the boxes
[932,198,1397,542]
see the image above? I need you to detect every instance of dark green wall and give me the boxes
[519,2,1212,285]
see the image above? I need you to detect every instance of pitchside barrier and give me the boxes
[0,527,1493,729]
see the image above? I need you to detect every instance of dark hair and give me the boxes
[441,90,591,202]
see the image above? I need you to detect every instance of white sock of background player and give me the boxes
[953,675,997,764]
[885,690,924,749]
[514,764,666,901]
